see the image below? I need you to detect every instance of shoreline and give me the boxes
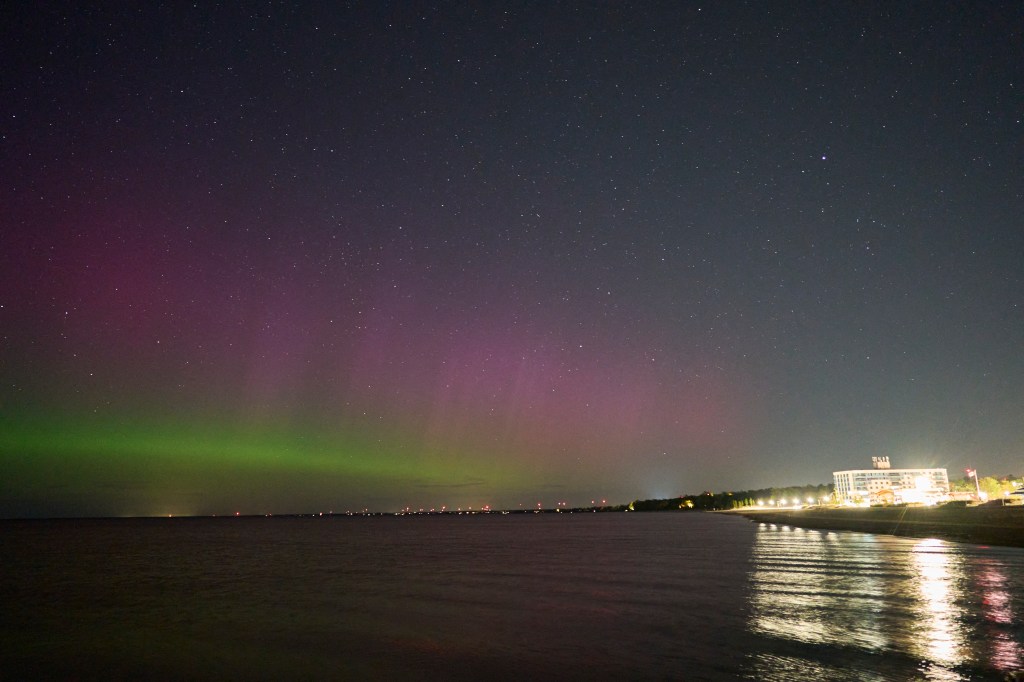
[732,505,1024,548]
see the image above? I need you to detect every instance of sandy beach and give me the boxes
[734,505,1024,548]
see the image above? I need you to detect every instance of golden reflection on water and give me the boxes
[748,525,887,651]
[747,524,1024,681]
[909,538,967,680]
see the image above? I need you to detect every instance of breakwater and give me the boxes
[736,505,1024,548]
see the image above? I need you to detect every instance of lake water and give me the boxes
[3,513,1023,680]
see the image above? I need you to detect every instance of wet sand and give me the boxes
[733,505,1024,548]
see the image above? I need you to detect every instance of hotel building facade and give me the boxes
[833,457,949,505]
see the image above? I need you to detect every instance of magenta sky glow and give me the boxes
[2,3,1021,516]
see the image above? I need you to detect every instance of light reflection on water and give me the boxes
[747,523,1024,681]
[977,556,1024,672]
[912,538,966,679]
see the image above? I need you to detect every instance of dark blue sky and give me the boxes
[2,2,1022,516]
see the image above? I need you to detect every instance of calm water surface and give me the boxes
[2,513,1023,680]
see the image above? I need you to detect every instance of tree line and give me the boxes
[607,483,835,512]
[949,473,1022,499]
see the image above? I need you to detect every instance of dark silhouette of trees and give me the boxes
[616,483,835,512]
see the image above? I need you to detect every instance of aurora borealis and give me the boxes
[2,3,1022,517]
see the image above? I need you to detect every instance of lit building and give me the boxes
[833,457,949,505]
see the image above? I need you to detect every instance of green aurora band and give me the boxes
[0,410,530,516]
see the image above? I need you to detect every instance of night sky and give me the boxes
[2,3,1022,517]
